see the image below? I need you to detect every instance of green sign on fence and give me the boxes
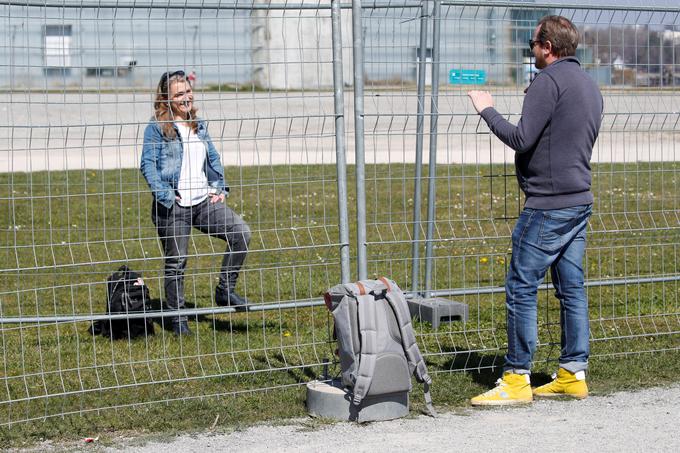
[449,69,486,85]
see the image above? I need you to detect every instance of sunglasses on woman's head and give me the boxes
[161,70,186,91]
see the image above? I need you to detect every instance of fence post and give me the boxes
[352,0,367,280]
[424,0,442,297]
[410,0,430,295]
[331,0,351,284]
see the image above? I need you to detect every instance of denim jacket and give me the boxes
[140,119,229,208]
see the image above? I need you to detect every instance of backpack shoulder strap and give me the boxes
[380,277,437,417]
[325,283,360,389]
[351,280,380,406]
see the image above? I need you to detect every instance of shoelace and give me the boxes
[480,378,506,396]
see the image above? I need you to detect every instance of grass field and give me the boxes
[1,163,679,446]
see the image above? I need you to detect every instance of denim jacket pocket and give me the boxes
[159,140,182,180]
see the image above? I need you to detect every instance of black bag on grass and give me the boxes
[91,265,155,339]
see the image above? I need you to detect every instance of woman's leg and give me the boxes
[193,200,251,303]
[153,201,192,321]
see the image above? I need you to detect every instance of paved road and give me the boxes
[2,90,678,173]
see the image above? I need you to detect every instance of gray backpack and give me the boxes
[324,277,436,416]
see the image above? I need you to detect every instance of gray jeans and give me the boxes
[152,199,251,320]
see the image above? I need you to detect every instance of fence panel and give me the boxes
[0,0,350,426]
[0,0,679,428]
[360,0,680,374]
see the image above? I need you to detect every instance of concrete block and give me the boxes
[407,297,469,329]
[306,379,409,423]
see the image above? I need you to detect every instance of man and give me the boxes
[467,16,603,405]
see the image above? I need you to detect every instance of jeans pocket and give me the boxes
[152,201,173,227]
[511,209,534,245]
[538,213,567,252]
[539,206,592,253]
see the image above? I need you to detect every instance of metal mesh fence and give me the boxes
[0,0,679,426]
[1,0,347,426]
[360,0,680,373]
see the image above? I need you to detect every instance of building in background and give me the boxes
[2,1,676,90]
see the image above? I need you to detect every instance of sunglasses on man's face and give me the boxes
[529,39,541,51]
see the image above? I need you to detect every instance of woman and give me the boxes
[140,70,251,336]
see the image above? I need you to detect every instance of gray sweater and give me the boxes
[480,57,603,209]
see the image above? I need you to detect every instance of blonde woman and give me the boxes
[140,70,250,335]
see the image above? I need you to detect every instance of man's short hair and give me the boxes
[537,15,579,58]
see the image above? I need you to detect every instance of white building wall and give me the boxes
[251,0,353,90]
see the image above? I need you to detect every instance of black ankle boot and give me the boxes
[172,320,191,336]
[227,292,248,307]
[215,286,248,309]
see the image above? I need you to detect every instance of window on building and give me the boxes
[43,24,72,76]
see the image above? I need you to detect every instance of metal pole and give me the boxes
[410,1,430,295]
[0,1,426,9]
[331,0,351,284]
[191,25,198,70]
[4,1,680,13]
[352,0,367,280]
[424,0,442,298]
[660,29,663,88]
[4,274,679,325]
[10,25,17,88]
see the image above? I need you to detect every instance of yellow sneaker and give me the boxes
[533,368,588,399]
[470,372,533,406]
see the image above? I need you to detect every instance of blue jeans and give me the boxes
[504,204,592,375]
